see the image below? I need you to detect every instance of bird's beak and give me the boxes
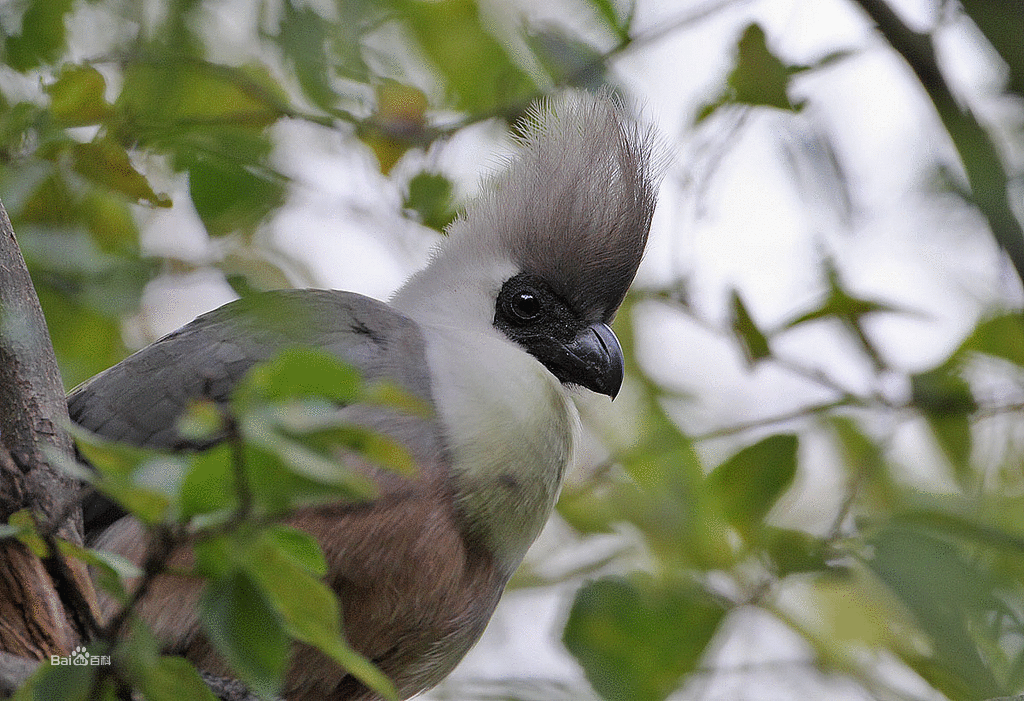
[562,323,625,399]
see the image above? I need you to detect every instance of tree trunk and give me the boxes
[0,198,97,659]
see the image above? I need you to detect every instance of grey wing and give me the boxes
[69,289,440,534]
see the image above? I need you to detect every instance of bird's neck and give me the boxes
[411,324,576,577]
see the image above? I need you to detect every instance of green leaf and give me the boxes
[582,0,631,41]
[3,0,74,71]
[240,409,383,492]
[263,525,327,577]
[958,312,1024,367]
[564,576,724,701]
[729,289,770,366]
[526,29,608,88]
[77,546,138,605]
[179,445,235,521]
[403,171,456,232]
[828,416,897,510]
[274,3,345,111]
[200,570,290,699]
[762,527,830,576]
[246,531,398,699]
[71,430,177,523]
[233,348,364,408]
[910,368,976,483]
[7,510,47,557]
[82,191,144,253]
[705,434,798,539]
[395,0,536,112]
[117,61,287,132]
[24,657,103,701]
[185,151,286,237]
[784,261,901,369]
[867,525,1003,699]
[728,24,799,111]
[71,140,171,207]
[132,656,218,701]
[39,286,128,389]
[94,480,172,525]
[359,81,429,174]
[910,368,978,416]
[45,65,115,127]
[959,0,1024,99]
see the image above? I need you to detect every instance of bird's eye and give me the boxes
[509,291,542,322]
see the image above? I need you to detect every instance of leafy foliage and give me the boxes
[1,0,1024,700]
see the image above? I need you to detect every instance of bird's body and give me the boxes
[71,92,657,699]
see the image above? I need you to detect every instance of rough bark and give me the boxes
[0,198,97,661]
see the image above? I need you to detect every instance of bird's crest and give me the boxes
[465,90,659,322]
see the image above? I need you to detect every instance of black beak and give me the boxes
[560,323,625,399]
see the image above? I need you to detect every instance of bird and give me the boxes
[69,90,657,700]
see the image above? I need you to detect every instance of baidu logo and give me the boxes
[51,646,111,666]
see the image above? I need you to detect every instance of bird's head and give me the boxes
[393,91,658,399]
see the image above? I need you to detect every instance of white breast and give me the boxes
[420,324,576,575]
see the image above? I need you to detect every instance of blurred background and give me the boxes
[2,0,1024,698]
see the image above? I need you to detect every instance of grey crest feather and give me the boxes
[465,90,658,322]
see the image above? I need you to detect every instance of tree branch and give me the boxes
[850,0,1024,292]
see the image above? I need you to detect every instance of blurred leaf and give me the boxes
[611,299,733,568]
[361,82,429,174]
[73,431,175,523]
[78,546,138,605]
[558,481,620,535]
[762,527,830,576]
[263,525,327,577]
[37,286,129,389]
[200,570,290,699]
[705,434,798,539]
[697,23,803,122]
[179,445,234,521]
[274,2,342,112]
[243,442,376,514]
[22,658,102,701]
[132,656,218,701]
[785,261,900,369]
[176,400,227,445]
[867,525,1003,698]
[0,101,50,159]
[82,191,143,253]
[71,140,171,207]
[728,24,799,110]
[729,289,770,366]
[115,61,289,236]
[959,0,1024,98]
[45,65,115,127]
[7,510,47,557]
[958,312,1024,367]
[910,368,976,483]
[182,143,286,238]
[239,405,392,488]
[582,0,632,41]
[117,61,288,134]
[403,171,456,231]
[564,575,724,701]
[828,416,897,511]
[2,0,74,71]
[395,0,537,112]
[233,348,364,408]
[526,29,608,88]
[911,368,978,416]
[246,530,398,699]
